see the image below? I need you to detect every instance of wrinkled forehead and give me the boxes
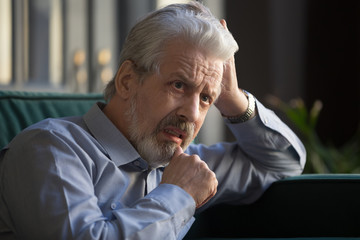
[162,40,224,93]
[189,55,223,100]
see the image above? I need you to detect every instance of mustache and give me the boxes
[156,115,195,141]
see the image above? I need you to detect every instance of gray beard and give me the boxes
[125,95,194,168]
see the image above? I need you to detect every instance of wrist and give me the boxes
[221,90,256,123]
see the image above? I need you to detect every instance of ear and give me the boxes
[114,60,138,99]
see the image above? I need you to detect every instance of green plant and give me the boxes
[266,95,360,173]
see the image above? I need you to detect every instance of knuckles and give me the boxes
[165,152,218,208]
[170,152,218,189]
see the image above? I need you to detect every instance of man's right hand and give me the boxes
[160,146,218,208]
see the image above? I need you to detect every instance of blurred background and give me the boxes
[0,0,359,172]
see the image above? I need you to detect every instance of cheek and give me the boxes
[193,113,207,137]
[136,95,175,131]
[133,95,157,131]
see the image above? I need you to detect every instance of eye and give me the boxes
[200,94,211,104]
[174,81,184,89]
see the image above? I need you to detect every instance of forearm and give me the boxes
[227,98,306,173]
[0,130,196,240]
[112,184,196,240]
[2,164,195,240]
[188,97,306,210]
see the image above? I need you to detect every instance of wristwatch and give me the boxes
[224,90,256,123]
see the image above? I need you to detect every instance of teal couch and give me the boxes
[1,91,359,239]
[0,91,104,149]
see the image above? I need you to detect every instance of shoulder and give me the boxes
[26,116,85,133]
[2,117,104,176]
[16,117,86,140]
[5,117,98,156]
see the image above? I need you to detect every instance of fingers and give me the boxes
[161,153,218,208]
[195,168,218,208]
[197,187,217,209]
[172,146,183,158]
[220,19,228,30]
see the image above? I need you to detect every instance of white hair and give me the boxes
[104,1,239,100]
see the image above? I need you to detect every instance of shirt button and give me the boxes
[111,203,117,210]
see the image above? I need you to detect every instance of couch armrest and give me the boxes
[185,174,360,239]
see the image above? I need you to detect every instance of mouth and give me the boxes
[162,127,187,145]
[164,129,183,138]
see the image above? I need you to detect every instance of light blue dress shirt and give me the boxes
[0,99,305,239]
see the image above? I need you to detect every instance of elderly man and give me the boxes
[0,1,305,239]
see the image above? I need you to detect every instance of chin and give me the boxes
[137,140,177,168]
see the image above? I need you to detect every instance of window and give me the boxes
[0,0,224,95]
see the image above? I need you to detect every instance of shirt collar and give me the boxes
[83,102,141,167]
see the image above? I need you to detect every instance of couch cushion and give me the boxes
[0,91,104,149]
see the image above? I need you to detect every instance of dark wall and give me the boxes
[226,0,360,146]
[305,0,360,146]
[226,1,272,100]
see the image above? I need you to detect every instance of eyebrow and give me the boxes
[171,72,221,100]
[206,84,221,102]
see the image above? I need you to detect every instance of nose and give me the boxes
[176,95,200,123]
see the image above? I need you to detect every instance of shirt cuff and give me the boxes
[146,184,196,213]
[146,184,196,229]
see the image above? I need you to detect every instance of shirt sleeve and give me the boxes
[112,184,195,240]
[0,127,195,240]
[186,99,306,211]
